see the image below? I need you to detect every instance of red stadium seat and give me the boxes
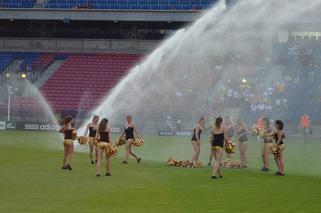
[41,53,140,111]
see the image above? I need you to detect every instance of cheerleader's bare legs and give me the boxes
[212,148,223,178]
[208,151,214,166]
[123,139,140,163]
[238,142,248,167]
[97,146,111,176]
[191,141,201,164]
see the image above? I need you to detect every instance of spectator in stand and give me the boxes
[165,116,174,131]
[275,99,281,108]
[227,88,233,105]
[265,104,272,114]
[257,103,265,112]
[267,85,274,96]
[176,120,182,131]
[276,81,285,96]
[299,113,311,143]
[242,88,249,102]
[282,98,288,111]
[250,103,257,113]
[87,1,94,9]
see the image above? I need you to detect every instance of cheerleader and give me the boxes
[190,117,206,165]
[236,119,248,168]
[261,117,273,172]
[96,118,112,177]
[224,116,236,160]
[211,117,226,179]
[120,115,141,164]
[58,116,74,171]
[84,115,100,164]
[274,120,286,176]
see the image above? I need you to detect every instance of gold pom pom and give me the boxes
[165,157,202,168]
[221,159,242,169]
[94,138,99,146]
[77,136,89,145]
[132,137,144,147]
[252,126,276,142]
[116,136,126,147]
[104,144,119,157]
[251,125,260,136]
[271,144,284,156]
[72,129,78,140]
[225,141,236,154]
[191,160,203,168]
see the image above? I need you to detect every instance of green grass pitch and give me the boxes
[1,130,321,213]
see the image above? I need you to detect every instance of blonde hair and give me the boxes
[92,115,99,123]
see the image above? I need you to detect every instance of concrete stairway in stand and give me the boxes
[34,60,65,88]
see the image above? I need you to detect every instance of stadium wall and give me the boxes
[0,8,200,22]
[0,38,158,53]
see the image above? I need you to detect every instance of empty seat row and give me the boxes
[0,51,57,73]
[0,0,36,8]
[41,53,140,111]
[45,0,216,10]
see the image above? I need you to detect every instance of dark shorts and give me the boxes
[303,128,310,135]
[126,135,134,140]
[239,136,248,143]
[211,140,224,148]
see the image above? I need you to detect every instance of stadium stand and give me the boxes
[40,53,140,111]
[9,96,41,116]
[0,51,140,118]
[0,52,16,74]
[0,52,58,73]
[237,43,321,123]
[45,0,216,10]
[18,52,41,72]
[18,52,57,73]
[0,0,36,8]
[31,53,56,71]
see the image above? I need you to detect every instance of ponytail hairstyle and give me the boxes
[98,118,108,134]
[215,117,223,128]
